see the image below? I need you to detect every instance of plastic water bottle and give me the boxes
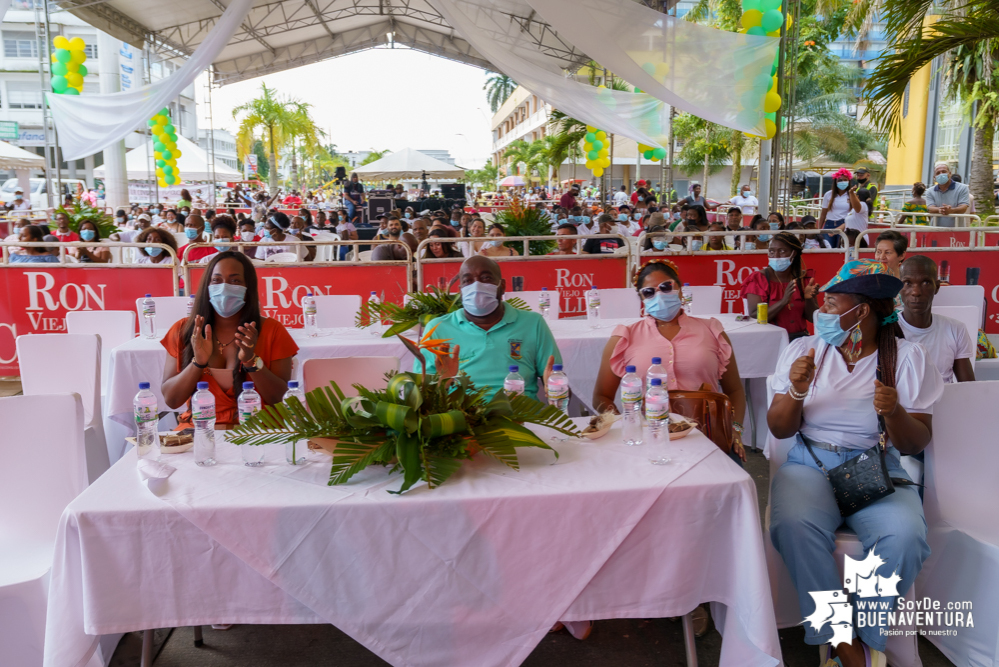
[647,357,668,388]
[283,381,307,465]
[133,381,160,460]
[186,294,195,317]
[546,363,569,414]
[503,365,525,397]
[682,283,693,316]
[141,294,156,339]
[368,291,383,336]
[645,378,671,465]
[192,381,217,467]
[620,365,644,446]
[538,287,551,320]
[586,285,601,322]
[238,381,264,466]
[303,292,318,337]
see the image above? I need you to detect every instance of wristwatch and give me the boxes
[241,355,263,373]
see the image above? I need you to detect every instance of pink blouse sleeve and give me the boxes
[707,317,733,379]
[608,323,633,377]
[739,270,769,300]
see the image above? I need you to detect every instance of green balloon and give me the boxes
[771,59,779,76]
[163,165,173,175]
[652,147,667,159]
[78,64,88,77]
[587,150,599,160]
[641,62,656,76]
[761,9,784,32]
[759,0,782,10]
[164,124,175,134]
[64,87,79,95]
[742,0,761,10]
[754,72,773,92]
[160,107,170,117]
[747,26,767,35]
[147,119,157,128]
[55,48,71,63]
[164,174,176,185]
[168,133,178,143]
[51,62,68,76]
[153,141,165,152]
[156,159,165,167]
[592,139,603,151]
[51,76,68,93]
[765,111,776,121]
[161,150,172,160]
[584,132,596,142]
[643,150,654,160]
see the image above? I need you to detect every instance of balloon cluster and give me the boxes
[583,125,611,178]
[738,0,787,139]
[148,108,183,187]
[49,36,88,96]
[638,143,666,163]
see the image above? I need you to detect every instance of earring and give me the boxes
[844,326,863,363]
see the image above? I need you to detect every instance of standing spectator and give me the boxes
[343,173,366,225]
[817,168,855,246]
[729,184,759,216]
[897,183,928,224]
[559,183,579,210]
[612,185,629,207]
[176,189,193,209]
[5,188,31,212]
[854,167,878,208]
[925,163,970,227]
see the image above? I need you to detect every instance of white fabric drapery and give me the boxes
[46,0,254,161]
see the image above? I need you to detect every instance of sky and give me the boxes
[196,46,495,169]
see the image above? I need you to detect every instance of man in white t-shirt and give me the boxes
[898,255,975,383]
[728,184,758,216]
[612,185,629,207]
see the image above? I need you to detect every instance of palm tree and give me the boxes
[547,110,588,183]
[502,139,534,176]
[360,149,388,166]
[283,101,325,192]
[864,0,998,216]
[484,72,517,113]
[232,83,300,194]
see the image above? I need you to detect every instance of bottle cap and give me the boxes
[242,381,254,390]
[145,293,151,297]
[306,292,313,297]
[591,285,597,290]
[541,287,548,291]
[197,381,209,390]
[552,364,563,371]
[138,381,150,390]
[370,291,376,295]
[651,378,663,386]
[652,357,661,364]
[625,365,636,373]
[509,365,519,372]
[288,381,299,388]
[683,283,690,286]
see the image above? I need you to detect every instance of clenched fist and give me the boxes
[789,348,816,394]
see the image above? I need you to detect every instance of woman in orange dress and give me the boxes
[161,251,298,428]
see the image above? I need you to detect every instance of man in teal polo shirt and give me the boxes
[418,256,561,401]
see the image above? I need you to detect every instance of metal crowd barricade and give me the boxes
[1,240,180,291]
[635,228,852,258]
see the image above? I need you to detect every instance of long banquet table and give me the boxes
[44,420,781,667]
[104,314,787,461]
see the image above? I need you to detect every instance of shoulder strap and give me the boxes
[801,437,830,477]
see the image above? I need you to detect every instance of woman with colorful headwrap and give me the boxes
[768,260,943,667]
[740,231,819,340]
[818,168,861,248]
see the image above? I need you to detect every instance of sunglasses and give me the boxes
[639,281,677,300]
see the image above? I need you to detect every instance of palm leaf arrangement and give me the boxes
[356,285,531,338]
[56,202,116,239]
[493,196,556,256]
[228,331,580,494]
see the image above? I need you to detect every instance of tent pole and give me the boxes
[207,68,217,207]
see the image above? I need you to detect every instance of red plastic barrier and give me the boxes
[0,265,177,375]
[420,256,630,317]
[186,264,411,329]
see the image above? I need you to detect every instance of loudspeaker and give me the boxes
[440,183,466,199]
[334,166,347,184]
[368,197,393,219]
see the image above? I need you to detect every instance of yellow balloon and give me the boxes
[655,62,670,77]
[787,13,793,28]
[599,157,610,168]
[583,143,593,151]
[65,72,83,87]
[65,61,79,73]
[69,49,86,65]
[772,75,779,90]
[764,90,782,113]
[741,9,763,28]
[53,36,70,49]
[156,168,164,176]
[173,150,182,159]
[68,37,86,51]
[739,27,749,33]
[151,125,164,135]
[586,125,596,133]
[595,131,607,141]
[592,167,604,177]
[157,116,168,126]
[764,119,777,139]
[767,30,781,37]
[166,159,177,167]
[73,85,83,92]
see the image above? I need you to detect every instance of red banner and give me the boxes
[0,265,176,375]
[419,256,631,317]
[186,264,411,329]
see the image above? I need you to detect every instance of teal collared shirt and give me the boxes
[416,305,562,401]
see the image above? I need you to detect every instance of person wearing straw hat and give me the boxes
[768,259,943,667]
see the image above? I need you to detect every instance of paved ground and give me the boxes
[107,448,955,666]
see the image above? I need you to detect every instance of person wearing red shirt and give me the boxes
[282,191,302,207]
[50,211,80,242]
[630,180,647,205]
[177,214,218,263]
[558,184,579,210]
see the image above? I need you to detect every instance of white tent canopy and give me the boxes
[93,134,241,181]
[0,140,45,170]
[353,148,465,181]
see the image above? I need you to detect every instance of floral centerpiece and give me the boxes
[228,328,580,494]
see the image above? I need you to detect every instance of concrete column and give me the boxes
[97,30,128,209]
[758,139,771,216]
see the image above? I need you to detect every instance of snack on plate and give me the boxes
[582,411,619,434]
[161,432,194,448]
[668,420,694,434]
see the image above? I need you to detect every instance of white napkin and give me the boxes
[137,458,176,494]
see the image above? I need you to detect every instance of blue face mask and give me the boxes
[461,280,499,317]
[691,240,703,251]
[935,173,948,185]
[208,283,247,318]
[404,213,411,219]
[213,243,231,252]
[262,229,272,238]
[152,208,160,215]
[837,181,849,190]
[768,256,792,272]
[813,304,861,347]
[644,291,683,322]
[618,214,629,222]
[146,247,163,257]
[769,222,780,230]
[744,241,756,250]
[185,227,199,240]
[80,229,96,241]
[758,233,771,242]
[652,240,667,250]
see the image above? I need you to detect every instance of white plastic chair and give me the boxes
[302,357,399,397]
[0,394,88,667]
[934,285,985,329]
[917,381,999,665]
[685,285,723,315]
[313,294,363,329]
[930,305,979,370]
[265,251,298,263]
[507,290,561,319]
[762,375,921,666]
[134,296,189,338]
[312,231,340,262]
[66,310,136,396]
[16,333,110,484]
[357,250,374,262]
[597,287,641,319]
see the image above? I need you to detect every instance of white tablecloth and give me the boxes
[44,423,781,667]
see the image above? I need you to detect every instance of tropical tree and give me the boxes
[463,160,500,190]
[232,82,300,194]
[484,71,517,112]
[502,139,534,177]
[284,101,326,192]
[360,149,388,166]
[547,109,588,183]
[673,113,733,198]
